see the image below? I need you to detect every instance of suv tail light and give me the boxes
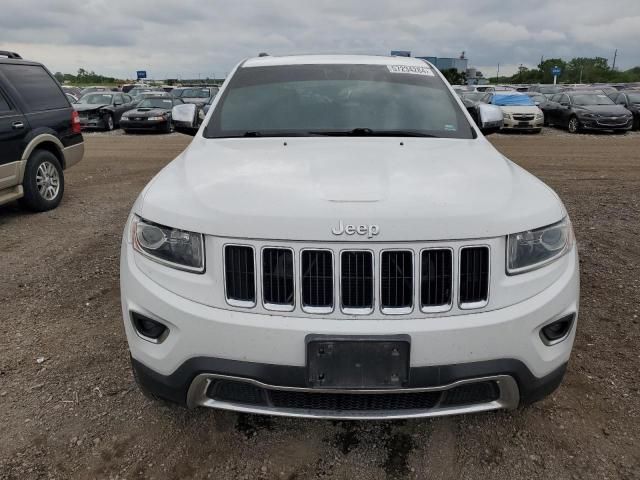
[71,110,81,134]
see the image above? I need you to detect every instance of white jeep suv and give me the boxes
[120,55,579,420]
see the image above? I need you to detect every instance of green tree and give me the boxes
[441,68,467,85]
[54,71,64,83]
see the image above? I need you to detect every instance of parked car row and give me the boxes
[68,86,218,134]
[458,84,640,134]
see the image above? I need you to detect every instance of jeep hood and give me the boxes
[139,137,564,241]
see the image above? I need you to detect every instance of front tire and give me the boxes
[19,150,65,212]
[568,116,580,134]
[104,114,114,131]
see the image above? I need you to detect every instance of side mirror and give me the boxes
[477,104,503,136]
[172,103,199,136]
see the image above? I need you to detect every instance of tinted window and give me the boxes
[206,64,474,139]
[0,91,11,113]
[0,64,67,111]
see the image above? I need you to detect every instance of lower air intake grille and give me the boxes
[301,250,333,310]
[209,381,266,406]
[341,251,374,311]
[381,251,413,310]
[441,381,499,406]
[262,248,294,307]
[224,245,256,305]
[206,379,501,412]
[269,390,441,411]
[459,246,490,305]
[421,249,453,308]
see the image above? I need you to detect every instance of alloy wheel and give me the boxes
[36,161,60,201]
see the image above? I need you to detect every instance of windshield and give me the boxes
[571,94,615,106]
[180,88,210,98]
[79,94,113,105]
[138,98,175,109]
[205,64,473,139]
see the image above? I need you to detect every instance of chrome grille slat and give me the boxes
[301,250,333,310]
[224,245,256,306]
[341,251,374,312]
[381,251,413,311]
[459,246,489,307]
[421,249,453,310]
[262,248,294,308]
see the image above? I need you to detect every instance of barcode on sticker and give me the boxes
[387,65,435,76]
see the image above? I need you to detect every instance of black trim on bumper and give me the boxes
[130,356,567,408]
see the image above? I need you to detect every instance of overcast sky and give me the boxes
[2,0,639,80]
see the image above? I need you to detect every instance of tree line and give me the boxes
[53,68,122,86]
[440,56,640,85]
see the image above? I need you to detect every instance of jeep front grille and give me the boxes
[341,251,374,313]
[224,245,256,306]
[222,243,491,315]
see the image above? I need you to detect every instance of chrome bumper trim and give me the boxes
[62,142,84,169]
[186,373,519,420]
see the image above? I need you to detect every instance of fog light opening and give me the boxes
[131,312,169,343]
[540,314,575,345]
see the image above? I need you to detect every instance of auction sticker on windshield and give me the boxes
[387,65,435,76]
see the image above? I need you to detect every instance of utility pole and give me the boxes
[612,49,618,71]
[496,63,500,84]
[579,66,583,84]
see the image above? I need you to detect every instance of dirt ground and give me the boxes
[1,129,639,480]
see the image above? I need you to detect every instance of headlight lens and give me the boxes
[147,116,165,121]
[502,112,511,119]
[132,216,204,272]
[507,217,573,274]
[535,113,544,119]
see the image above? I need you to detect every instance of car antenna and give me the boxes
[258,52,269,57]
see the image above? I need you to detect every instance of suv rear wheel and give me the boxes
[19,150,65,211]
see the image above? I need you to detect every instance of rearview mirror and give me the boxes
[172,103,199,136]
[477,104,503,136]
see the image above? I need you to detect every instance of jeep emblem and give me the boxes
[331,221,380,239]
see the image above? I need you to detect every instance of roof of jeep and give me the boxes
[242,54,433,68]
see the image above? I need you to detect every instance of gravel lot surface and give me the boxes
[1,128,639,479]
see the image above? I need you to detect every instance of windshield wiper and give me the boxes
[308,128,438,138]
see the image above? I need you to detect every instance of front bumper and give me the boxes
[578,117,632,131]
[502,117,544,131]
[121,240,579,418]
[120,118,168,131]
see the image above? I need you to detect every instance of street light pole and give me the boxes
[496,63,500,84]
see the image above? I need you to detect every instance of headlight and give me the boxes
[502,112,511,119]
[535,113,544,119]
[147,116,165,121]
[507,217,574,274]
[132,216,205,272]
[579,112,594,118]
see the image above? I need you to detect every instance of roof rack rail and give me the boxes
[0,51,22,59]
